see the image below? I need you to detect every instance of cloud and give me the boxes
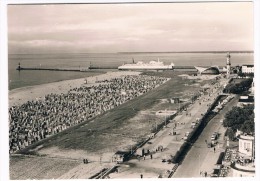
[8,2,253,53]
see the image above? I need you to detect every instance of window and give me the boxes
[247,143,250,151]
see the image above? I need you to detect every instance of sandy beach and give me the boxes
[9,71,141,107]
[9,70,232,179]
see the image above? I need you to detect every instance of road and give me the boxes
[108,76,231,178]
[173,95,239,178]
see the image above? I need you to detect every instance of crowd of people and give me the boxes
[9,75,169,153]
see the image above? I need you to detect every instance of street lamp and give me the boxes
[165,109,167,127]
[199,154,201,176]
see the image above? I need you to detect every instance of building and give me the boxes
[194,66,220,75]
[230,134,255,177]
[238,134,254,157]
[241,65,254,74]
[237,95,254,107]
[170,97,180,104]
[112,151,129,163]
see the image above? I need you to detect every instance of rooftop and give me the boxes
[242,65,254,67]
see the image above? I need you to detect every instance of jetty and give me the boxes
[16,62,89,72]
[16,63,227,72]
[16,63,117,72]
[16,67,90,72]
[88,65,118,69]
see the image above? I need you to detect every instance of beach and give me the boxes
[8,71,213,178]
[9,71,141,107]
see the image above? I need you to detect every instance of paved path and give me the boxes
[109,77,231,178]
[174,95,239,178]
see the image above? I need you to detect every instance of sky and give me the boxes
[8,2,254,54]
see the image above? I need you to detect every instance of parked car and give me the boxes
[211,134,217,140]
[191,122,197,128]
[213,132,219,138]
[207,142,212,148]
[184,132,190,140]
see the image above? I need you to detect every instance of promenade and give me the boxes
[108,76,230,178]
[174,94,239,178]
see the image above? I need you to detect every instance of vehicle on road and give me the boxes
[210,132,218,140]
[184,132,190,141]
[191,122,197,128]
[211,140,217,145]
[207,142,212,148]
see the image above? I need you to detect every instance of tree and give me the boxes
[240,115,254,134]
[223,78,253,94]
[225,128,235,140]
[223,105,254,134]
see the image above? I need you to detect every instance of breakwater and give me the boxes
[89,65,118,69]
[16,67,89,72]
[16,65,226,72]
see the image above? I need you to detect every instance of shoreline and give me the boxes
[9,71,141,108]
[9,69,108,91]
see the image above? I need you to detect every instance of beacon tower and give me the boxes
[226,52,231,78]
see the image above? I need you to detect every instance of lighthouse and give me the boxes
[226,52,231,78]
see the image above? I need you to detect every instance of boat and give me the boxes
[118,59,174,70]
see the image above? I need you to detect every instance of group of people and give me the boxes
[200,171,208,177]
[9,75,168,153]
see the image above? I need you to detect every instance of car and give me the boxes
[213,132,218,138]
[207,142,212,148]
[211,140,217,145]
[162,159,167,163]
[211,134,217,140]
[191,122,197,128]
[183,136,188,141]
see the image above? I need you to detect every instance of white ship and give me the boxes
[118,59,174,70]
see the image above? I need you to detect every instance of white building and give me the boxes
[238,134,254,157]
[231,134,255,177]
[241,65,254,74]
[237,95,254,107]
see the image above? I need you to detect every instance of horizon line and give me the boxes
[9,50,254,55]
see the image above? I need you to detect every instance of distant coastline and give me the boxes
[8,51,254,55]
[118,51,254,54]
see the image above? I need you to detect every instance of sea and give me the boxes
[8,52,254,90]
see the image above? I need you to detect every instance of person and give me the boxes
[214,147,216,153]
[150,154,153,159]
[143,155,146,160]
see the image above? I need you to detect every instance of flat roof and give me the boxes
[242,65,254,67]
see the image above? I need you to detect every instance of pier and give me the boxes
[16,63,117,72]
[89,65,118,70]
[16,64,226,72]
[16,62,90,72]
